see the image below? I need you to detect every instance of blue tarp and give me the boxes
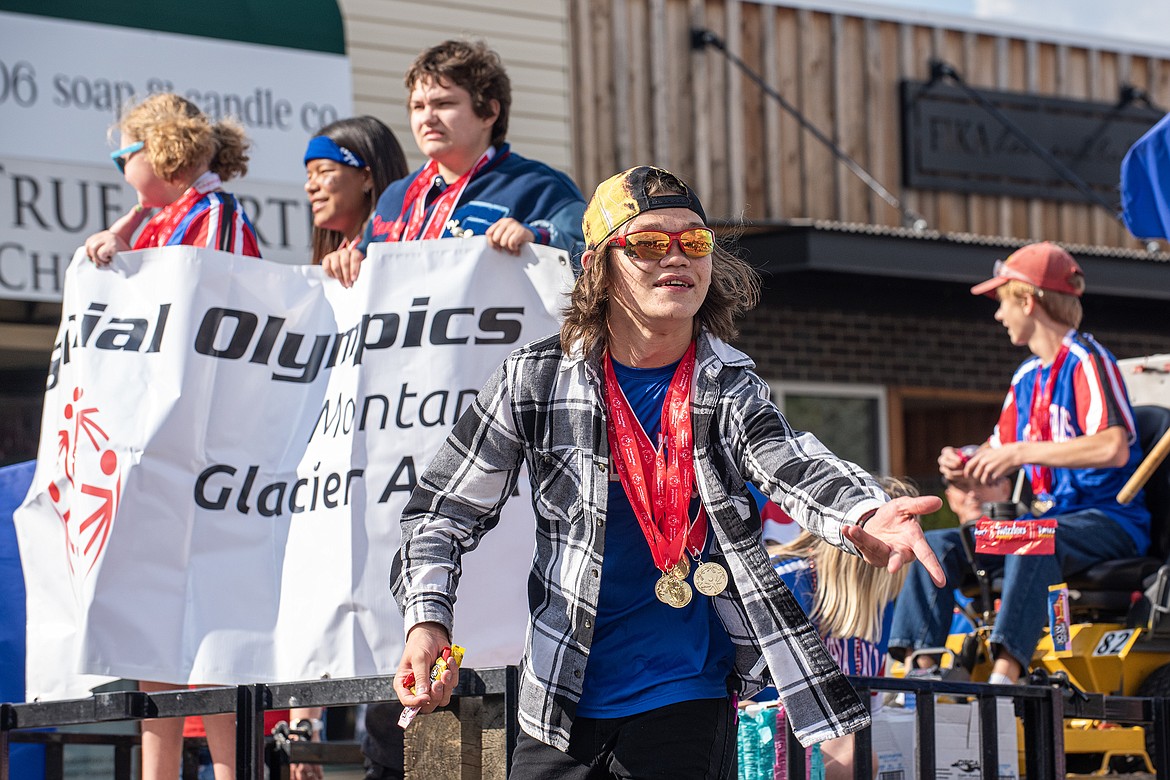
[1121,111,1170,240]
[1,460,46,779]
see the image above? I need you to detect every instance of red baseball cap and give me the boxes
[970,242,1085,298]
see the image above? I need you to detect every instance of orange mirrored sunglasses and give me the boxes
[608,228,715,262]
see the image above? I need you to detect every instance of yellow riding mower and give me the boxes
[899,403,1170,775]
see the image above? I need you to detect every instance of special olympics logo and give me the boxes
[47,387,122,576]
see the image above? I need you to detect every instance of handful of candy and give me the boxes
[955,444,980,464]
[397,644,466,728]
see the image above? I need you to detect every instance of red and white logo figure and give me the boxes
[47,387,122,576]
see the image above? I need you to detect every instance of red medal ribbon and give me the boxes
[133,172,223,250]
[1026,343,1069,497]
[385,148,499,241]
[604,344,708,573]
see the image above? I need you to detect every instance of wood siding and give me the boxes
[569,0,1170,249]
[338,0,575,174]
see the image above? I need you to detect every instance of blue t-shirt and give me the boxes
[576,358,736,718]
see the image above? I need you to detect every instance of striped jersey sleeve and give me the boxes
[1070,333,1136,440]
[173,193,261,257]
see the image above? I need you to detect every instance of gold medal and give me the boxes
[655,572,693,608]
[1031,498,1055,516]
[693,561,729,597]
[669,557,691,579]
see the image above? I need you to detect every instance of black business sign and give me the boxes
[900,80,1162,202]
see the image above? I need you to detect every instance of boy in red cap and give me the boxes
[890,242,1150,685]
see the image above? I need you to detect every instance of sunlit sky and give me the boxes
[808,0,1170,51]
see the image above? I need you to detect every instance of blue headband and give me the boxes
[304,136,366,168]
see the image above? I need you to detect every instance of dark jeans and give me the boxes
[889,509,1138,668]
[362,701,405,779]
[509,697,737,780]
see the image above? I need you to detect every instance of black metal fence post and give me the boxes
[852,683,873,780]
[1021,687,1059,780]
[0,703,14,780]
[1154,695,1170,778]
[784,720,804,778]
[113,739,133,780]
[504,664,519,774]
[1047,683,1066,780]
[916,689,936,780]
[977,694,999,780]
[43,742,63,780]
[234,684,267,780]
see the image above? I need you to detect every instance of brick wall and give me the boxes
[735,273,1170,395]
[739,304,1015,391]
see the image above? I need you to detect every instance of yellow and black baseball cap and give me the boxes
[582,166,707,250]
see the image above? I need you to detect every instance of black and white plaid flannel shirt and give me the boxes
[392,330,888,749]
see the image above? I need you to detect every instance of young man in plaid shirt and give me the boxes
[391,166,944,777]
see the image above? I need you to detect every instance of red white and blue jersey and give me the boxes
[133,172,260,258]
[163,192,260,256]
[752,554,889,711]
[991,330,1149,552]
[771,555,892,678]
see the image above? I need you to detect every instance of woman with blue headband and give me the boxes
[304,117,407,264]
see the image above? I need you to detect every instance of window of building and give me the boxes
[768,381,889,476]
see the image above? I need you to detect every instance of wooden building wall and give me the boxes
[569,0,1170,249]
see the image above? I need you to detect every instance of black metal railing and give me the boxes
[848,675,1062,780]
[3,668,1169,779]
[843,674,1168,780]
[0,667,519,780]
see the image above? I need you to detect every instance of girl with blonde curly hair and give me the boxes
[82,92,263,779]
[83,92,260,265]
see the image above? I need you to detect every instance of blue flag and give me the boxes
[0,460,45,779]
[1121,111,1170,240]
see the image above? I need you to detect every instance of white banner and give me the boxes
[15,238,573,700]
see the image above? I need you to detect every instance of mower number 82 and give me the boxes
[1092,629,1136,656]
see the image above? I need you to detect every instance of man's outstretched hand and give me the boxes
[842,495,946,587]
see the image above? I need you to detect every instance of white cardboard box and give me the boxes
[872,706,916,780]
[1118,353,1170,407]
[871,699,1018,780]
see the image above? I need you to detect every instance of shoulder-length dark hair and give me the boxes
[309,116,409,263]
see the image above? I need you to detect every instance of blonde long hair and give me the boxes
[769,476,915,643]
